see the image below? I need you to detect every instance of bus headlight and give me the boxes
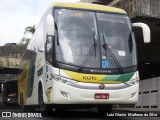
[124,78,139,86]
[50,74,77,85]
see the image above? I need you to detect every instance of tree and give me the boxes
[20,37,30,45]
[20,25,36,45]
[24,25,35,35]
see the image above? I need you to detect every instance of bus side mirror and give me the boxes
[132,23,151,43]
[46,15,55,36]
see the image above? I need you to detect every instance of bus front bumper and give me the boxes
[51,81,139,104]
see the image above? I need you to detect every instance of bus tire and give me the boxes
[38,83,53,115]
[97,104,113,116]
[20,93,28,112]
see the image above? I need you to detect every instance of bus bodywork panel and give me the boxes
[53,2,127,14]
[51,80,138,104]
[24,65,139,105]
[61,70,136,84]
[18,2,140,107]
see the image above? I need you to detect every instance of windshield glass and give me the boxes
[54,9,137,70]
[97,13,137,69]
[55,9,100,68]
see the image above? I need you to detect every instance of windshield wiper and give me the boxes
[79,32,97,71]
[102,34,123,73]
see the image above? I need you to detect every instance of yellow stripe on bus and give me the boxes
[53,2,127,14]
[63,70,105,83]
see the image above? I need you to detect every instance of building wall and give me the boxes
[113,0,160,18]
[80,0,160,18]
[80,0,112,4]
[0,45,26,68]
[0,57,21,68]
[136,77,160,108]
[80,0,100,3]
[0,45,26,81]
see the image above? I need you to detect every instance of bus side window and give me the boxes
[46,35,53,64]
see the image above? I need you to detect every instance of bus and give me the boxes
[1,80,18,105]
[18,2,150,114]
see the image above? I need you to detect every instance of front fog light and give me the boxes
[60,91,71,99]
[130,92,136,98]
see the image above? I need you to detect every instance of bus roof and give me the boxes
[53,2,127,14]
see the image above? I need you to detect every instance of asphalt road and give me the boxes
[0,99,159,120]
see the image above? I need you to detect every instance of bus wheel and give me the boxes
[20,94,35,112]
[38,85,53,115]
[20,94,27,112]
[97,105,113,116]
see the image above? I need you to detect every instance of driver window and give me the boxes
[46,35,53,63]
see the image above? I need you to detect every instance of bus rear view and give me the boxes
[2,80,18,105]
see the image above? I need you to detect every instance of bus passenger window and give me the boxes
[46,36,53,63]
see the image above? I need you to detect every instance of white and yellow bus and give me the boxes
[18,2,150,114]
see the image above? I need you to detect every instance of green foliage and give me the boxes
[20,25,36,45]
[24,25,36,35]
[19,37,30,45]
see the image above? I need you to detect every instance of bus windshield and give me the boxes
[54,9,137,70]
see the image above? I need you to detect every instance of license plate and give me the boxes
[94,93,109,99]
